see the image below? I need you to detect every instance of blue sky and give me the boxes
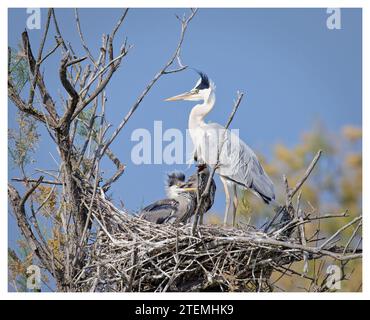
[8,8,362,250]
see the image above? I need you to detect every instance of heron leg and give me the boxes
[220,177,230,225]
[232,184,238,227]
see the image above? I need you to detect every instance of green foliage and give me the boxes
[8,248,28,292]
[8,239,34,292]
[9,47,29,94]
[76,108,99,141]
[8,47,39,173]
[8,111,40,172]
[8,238,51,292]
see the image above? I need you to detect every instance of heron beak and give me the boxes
[180,187,197,192]
[164,91,194,101]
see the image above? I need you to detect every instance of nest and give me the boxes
[73,189,362,292]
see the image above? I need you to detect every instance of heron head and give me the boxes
[164,71,213,102]
[166,171,198,198]
[167,171,185,187]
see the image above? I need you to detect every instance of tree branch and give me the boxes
[288,150,322,200]
[8,179,63,275]
[74,8,96,65]
[8,81,47,123]
[98,9,198,161]
[21,30,59,125]
[28,9,52,106]
[58,54,87,127]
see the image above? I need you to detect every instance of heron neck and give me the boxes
[188,91,216,130]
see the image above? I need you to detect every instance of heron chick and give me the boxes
[140,164,216,225]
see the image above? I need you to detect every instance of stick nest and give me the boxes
[73,189,361,292]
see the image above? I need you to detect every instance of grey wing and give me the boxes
[140,199,178,224]
[238,152,275,203]
[203,123,275,203]
[222,139,275,203]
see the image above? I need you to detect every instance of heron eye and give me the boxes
[193,89,199,94]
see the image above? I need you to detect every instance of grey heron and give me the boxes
[140,164,216,224]
[165,71,277,226]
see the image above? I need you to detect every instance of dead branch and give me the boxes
[8,177,64,280]
[288,150,322,200]
[11,177,63,185]
[98,9,198,160]
[8,8,198,292]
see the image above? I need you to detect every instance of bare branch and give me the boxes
[319,216,362,250]
[99,9,198,160]
[8,179,63,275]
[28,9,52,105]
[111,9,129,40]
[39,40,61,65]
[74,8,96,65]
[19,176,44,208]
[288,150,322,200]
[11,177,63,185]
[102,163,126,192]
[77,50,128,97]
[69,9,130,122]
[8,81,47,123]
[21,30,59,125]
[51,8,68,52]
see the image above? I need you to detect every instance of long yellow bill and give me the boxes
[164,91,193,101]
[180,187,197,192]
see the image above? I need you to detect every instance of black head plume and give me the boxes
[167,171,186,187]
[193,69,210,90]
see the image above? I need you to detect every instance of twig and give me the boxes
[343,221,362,254]
[98,9,198,160]
[39,40,61,65]
[20,176,44,208]
[319,216,362,250]
[288,150,322,200]
[11,177,62,185]
[28,9,52,106]
[74,8,96,65]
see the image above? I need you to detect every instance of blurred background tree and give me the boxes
[206,121,362,291]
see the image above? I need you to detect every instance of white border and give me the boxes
[2,1,368,300]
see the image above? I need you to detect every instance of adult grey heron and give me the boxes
[140,164,216,224]
[165,71,277,226]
